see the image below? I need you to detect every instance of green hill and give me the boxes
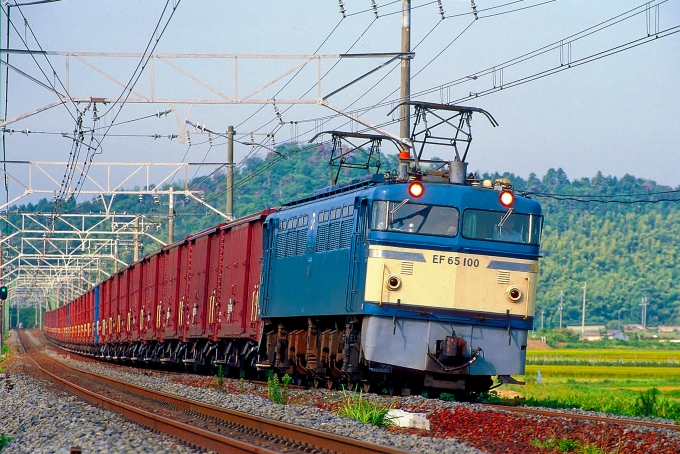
[11,144,680,328]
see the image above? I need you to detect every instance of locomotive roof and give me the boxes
[281,173,386,207]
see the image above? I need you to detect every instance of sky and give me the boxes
[1,0,679,207]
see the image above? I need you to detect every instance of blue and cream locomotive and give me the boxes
[257,103,543,396]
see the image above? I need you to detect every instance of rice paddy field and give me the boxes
[494,347,680,421]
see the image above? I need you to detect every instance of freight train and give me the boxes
[45,103,543,397]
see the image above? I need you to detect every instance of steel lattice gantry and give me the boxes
[0,161,231,320]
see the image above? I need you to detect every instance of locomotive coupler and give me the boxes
[436,332,467,365]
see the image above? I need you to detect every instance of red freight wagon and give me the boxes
[84,289,94,346]
[44,210,273,372]
[78,294,86,344]
[177,239,191,342]
[100,276,114,347]
[118,269,131,344]
[128,261,143,344]
[217,214,264,340]
[141,252,160,343]
[186,228,217,340]
[161,244,182,342]
[74,295,82,344]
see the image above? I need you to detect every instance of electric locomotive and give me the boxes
[44,102,542,398]
[256,103,543,396]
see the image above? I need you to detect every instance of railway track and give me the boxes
[18,330,409,454]
[21,330,680,454]
[481,402,680,433]
[52,343,680,435]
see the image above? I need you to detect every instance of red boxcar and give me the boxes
[44,210,273,370]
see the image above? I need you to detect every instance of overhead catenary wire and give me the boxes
[182,12,349,195]
[60,0,182,207]
[526,188,680,204]
[14,2,679,220]
[412,0,673,100]
[279,0,678,143]
[178,1,587,204]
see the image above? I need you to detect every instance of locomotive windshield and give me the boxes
[462,209,542,245]
[370,200,459,237]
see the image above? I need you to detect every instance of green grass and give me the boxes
[267,371,292,404]
[527,349,680,367]
[336,388,396,428]
[531,437,609,454]
[0,334,10,374]
[488,347,680,422]
[214,365,225,392]
[0,434,12,450]
[526,364,680,379]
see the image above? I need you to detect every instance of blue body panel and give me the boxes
[260,192,366,318]
[94,286,100,344]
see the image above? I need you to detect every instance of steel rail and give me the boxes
[20,331,410,454]
[482,403,680,432]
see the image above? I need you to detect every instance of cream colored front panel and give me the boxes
[364,245,537,317]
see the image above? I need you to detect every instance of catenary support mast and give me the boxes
[400,1,411,150]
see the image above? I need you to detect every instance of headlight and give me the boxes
[386,275,402,291]
[506,285,523,302]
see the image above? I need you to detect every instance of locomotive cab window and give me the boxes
[462,209,542,245]
[370,201,459,237]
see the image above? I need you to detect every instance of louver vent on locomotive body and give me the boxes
[316,224,329,252]
[340,219,352,249]
[276,232,287,258]
[296,229,307,255]
[497,270,511,284]
[328,222,341,250]
[286,230,297,257]
[400,262,414,275]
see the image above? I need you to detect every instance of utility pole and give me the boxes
[581,283,587,337]
[168,187,174,244]
[399,1,411,149]
[558,291,564,329]
[640,296,648,330]
[0,300,3,356]
[618,308,627,331]
[133,216,140,262]
[113,239,119,273]
[541,309,544,330]
[227,125,234,220]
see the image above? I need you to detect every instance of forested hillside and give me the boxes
[482,168,680,328]
[14,144,680,327]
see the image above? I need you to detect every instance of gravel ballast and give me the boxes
[0,372,202,454]
[2,331,483,454]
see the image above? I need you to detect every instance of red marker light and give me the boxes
[500,190,514,207]
[408,181,425,198]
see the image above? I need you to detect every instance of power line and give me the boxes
[64,0,182,205]
[413,0,675,101]
[527,190,680,204]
